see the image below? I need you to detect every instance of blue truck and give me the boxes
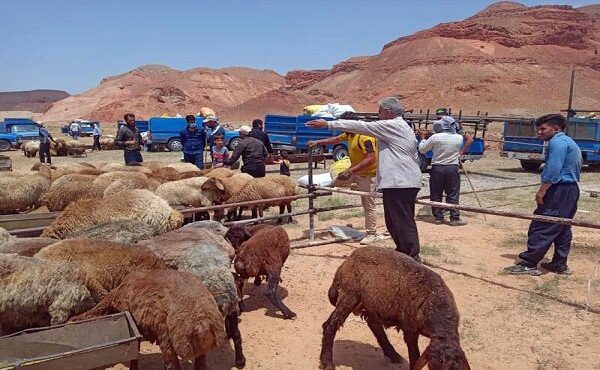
[0,118,40,151]
[61,120,101,137]
[264,113,486,171]
[500,116,600,170]
[146,116,239,152]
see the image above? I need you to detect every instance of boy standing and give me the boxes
[211,135,228,168]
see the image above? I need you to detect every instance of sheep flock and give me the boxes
[0,160,469,369]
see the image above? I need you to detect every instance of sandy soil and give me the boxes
[4,145,600,370]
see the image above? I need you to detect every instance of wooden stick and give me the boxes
[459,162,487,221]
[291,237,351,249]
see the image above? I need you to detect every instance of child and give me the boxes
[211,135,228,168]
[278,150,291,176]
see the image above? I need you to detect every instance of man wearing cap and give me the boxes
[179,115,207,169]
[307,97,423,262]
[204,115,225,153]
[224,125,268,177]
[418,115,468,226]
[435,107,474,152]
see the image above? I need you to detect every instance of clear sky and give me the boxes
[0,0,594,94]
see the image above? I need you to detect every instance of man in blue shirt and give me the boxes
[92,123,101,151]
[179,115,206,169]
[38,122,56,164]
[505,114,582,276]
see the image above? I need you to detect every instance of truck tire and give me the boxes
[0,140,11,151]
[332,145,349,161]
[520,160,542,171]
[228,137,241,151]
[167,138,183,152]
[310,145,324,155]
[418,153,431,172]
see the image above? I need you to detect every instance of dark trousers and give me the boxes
[242,164,266,178]
[124,150,143,165]
[382,188,421,258]
[71,131,79,140]
[92,135,100,151]
[39,142,51,164]
[519,183,579,267]
[429,164,461,221]
[183,152,205,170]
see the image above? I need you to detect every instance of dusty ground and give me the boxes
[4,144,600,370]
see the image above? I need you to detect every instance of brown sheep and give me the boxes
[0,237,58,257]
[233,226,295,319]
[224,224,274,251]
[71,269,225,370]
[206,167,234,179]
[50,138,67,156]
[43,180,104,211]
[320,246,470,370]
[35,239,169,291]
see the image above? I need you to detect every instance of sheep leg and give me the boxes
[403,331,421,368]
[265,270,296,319]
[319,292,359,370]
[226,311,246,368]
[276,204,285,224]
[286,203,293,223]
[366,319,402,363]
[234,276,245,313]
[193,354,207,370]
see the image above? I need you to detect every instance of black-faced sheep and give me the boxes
[69,220,158,244]
[320,246,470,370]
[0,237,58,257]
[233,225,295,319]
[22,140,40,158]
[35,239,169,291]
[41,189,184,239]
[0,169,51,214]
[71,269,225,370]
[0,254,106,334]
[141,230,245,367]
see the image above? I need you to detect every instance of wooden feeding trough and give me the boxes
[0,312,141,370]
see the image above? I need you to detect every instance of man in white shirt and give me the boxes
[418,116,467,226]
[69,121,81,140]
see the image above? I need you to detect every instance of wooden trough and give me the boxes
[0,312,141,370]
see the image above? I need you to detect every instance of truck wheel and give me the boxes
[332,146,349,161]
[0,140,11,151]
[520,160,542,171]
[228,137,241,151]
[310,145,324,155]
[167,138,183,152]
[418,154,431,172]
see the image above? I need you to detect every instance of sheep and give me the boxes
[201,173,254,205]
[22,140,40,158]
[167,162,205,173]
[30,162,104,177]
[71,269,225,370]
[35,239,169,291]
[0,237,58,257]
[0,254,106,334]
[233,225,295,319]
[141,237,245,367]
[224,224,274,251]
[41,189,184,239]
[65,139,86,156]
[92,170,149,190]
[182,220,229,237]
[155,176,211,208]
[68,220,158,244]
[51,173,97,186]
[50,138,67,156]
[103,175,157,196]
[206,167,235,179]
[99,134,115,150]
[0,169,51,213]
[100,163,153,174]
[224,177,286,221]
[43,179,104,211]
[320,246,470,370]
[265,175,299,223]
[139,221,235,260]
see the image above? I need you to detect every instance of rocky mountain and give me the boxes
[0,90,69,113]
[39,2,600,123]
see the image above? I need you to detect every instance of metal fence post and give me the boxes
[307,149,315,240]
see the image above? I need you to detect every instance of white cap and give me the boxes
[238,125,251,135]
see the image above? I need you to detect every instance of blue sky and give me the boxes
[0,0,594,94]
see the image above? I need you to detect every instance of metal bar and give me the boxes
[316,186,600,229]
[308,150,315,240]
[223,209,314,226]
[416,183,540,199]
[291,237,351,249]
[178,193,317,215]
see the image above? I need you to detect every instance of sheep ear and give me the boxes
[216,180,225,191]
[412,348,429,370]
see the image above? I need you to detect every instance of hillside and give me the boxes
[0,90,69,113]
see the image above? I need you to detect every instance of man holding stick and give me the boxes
[307,97,422,261]
[505,114,582,276]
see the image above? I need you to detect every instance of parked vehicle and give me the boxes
[60,120,100,137]
[0,118,40,150]
[117,120,149,133]
[501,116,600,170]
[146,116,239,152]
[264,115,346,159]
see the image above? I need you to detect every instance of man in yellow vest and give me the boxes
[308,132,383,244]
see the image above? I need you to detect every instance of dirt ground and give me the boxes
[4,142,600,370]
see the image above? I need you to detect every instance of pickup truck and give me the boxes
[0,118,40,150]
[500,116,600,170]
[61,120,100,137]
[146,116,239,152]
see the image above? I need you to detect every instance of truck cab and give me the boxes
[0,118,40,150]
[500,116,600,170]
